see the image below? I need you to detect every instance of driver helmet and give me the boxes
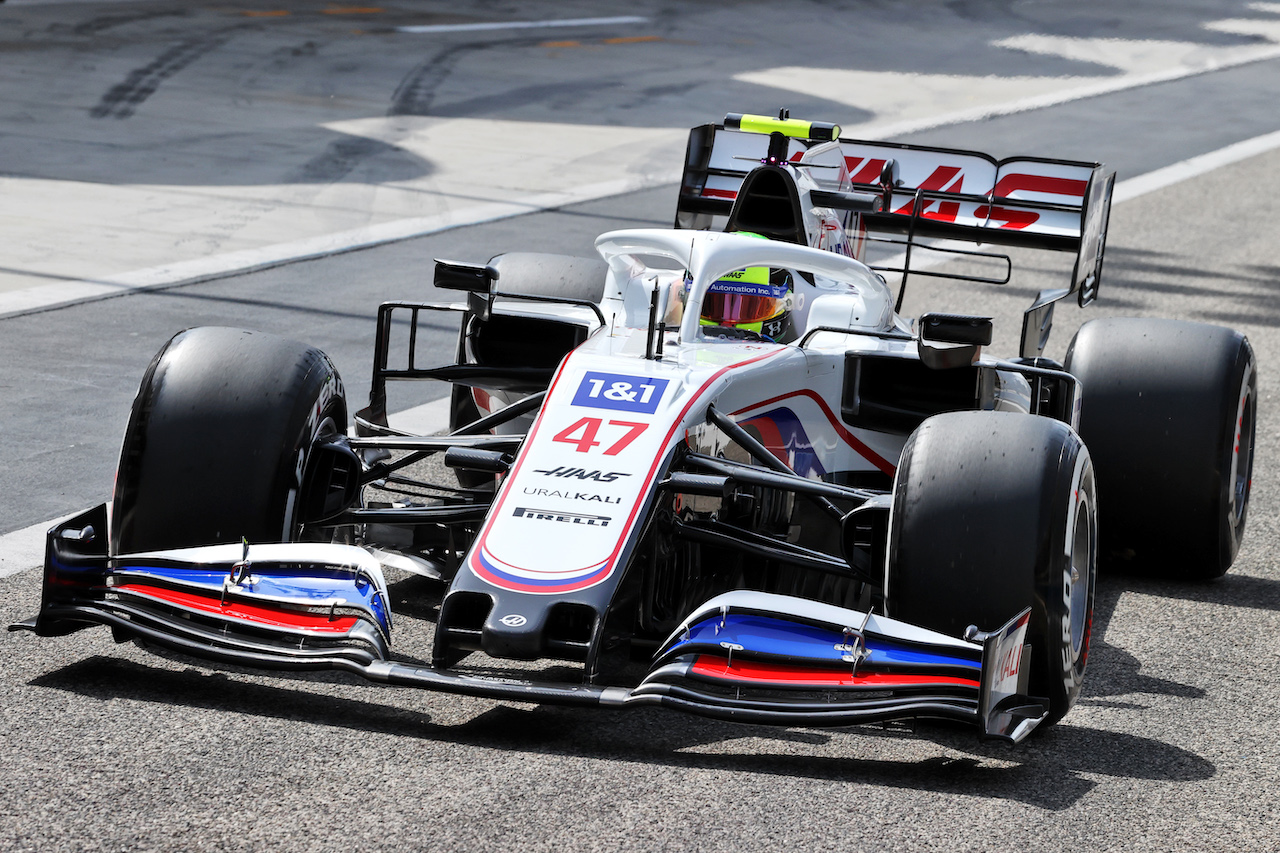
[695,234,797,342]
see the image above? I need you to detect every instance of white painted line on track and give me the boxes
[1,399,456,578]
[345,397,452,439]
[0,170,680,320]
[0,513,77,579]
[5,44,1278,323]
[396,17,648,34]
[5,130,1280,574]
[745,44,1280,142]
[387,397,453,436]
[1113,128,1280,203]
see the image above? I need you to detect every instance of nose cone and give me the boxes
[482,604,550,660]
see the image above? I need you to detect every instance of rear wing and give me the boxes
[676,120,1115,306]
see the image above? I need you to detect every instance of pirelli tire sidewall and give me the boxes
[886,411,1097,726]
[111,326,347,555]
[1065,317,1256,579]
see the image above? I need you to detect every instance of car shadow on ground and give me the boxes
[1095,568,1280,622]
[27,650,1212,812]
[1079,568,1280,707]
[12,543,1240,813]
[1085,575,1212,703]
[1100,247,1280,327]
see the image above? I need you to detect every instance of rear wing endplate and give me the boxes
[676,122,1115,306]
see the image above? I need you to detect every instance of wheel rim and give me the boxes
[1231,386,1255,527]
[1068,493,1093,658]
[285,414,339,541]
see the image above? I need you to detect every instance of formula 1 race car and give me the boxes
[14,113,1256,744]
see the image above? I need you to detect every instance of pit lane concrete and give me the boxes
[3,1,1280,850]
[5,0,1280,314]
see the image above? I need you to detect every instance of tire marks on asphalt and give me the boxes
[285,135,402,184]
[89,34,232,119]
[388,42,475,117]
[291,39,531,185]
[431,79,621,118]
[292,42,479,182]
[388,38,551,117]
[388,36,642,118]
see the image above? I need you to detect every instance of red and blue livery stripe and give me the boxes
[731,389,897,476]
[690,656,981,689]
[670,613,980,672]
[739,406,825,478]
[110,562,391,635]
[115,583,362,634]
[469,544,613,595]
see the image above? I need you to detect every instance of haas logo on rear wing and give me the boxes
[677,121,1115,305]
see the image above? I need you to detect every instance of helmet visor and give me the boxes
[701,272,789,325]
[702,291,784,325]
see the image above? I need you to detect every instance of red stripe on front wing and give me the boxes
[691,655,980,688]
[116,583,359,634]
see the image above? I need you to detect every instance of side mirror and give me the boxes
[433,259,499,293]
[918,313,992,370]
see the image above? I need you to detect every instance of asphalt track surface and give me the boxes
[3,2,1280,850]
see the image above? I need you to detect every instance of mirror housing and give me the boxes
[917,313,992,370]
[434,259,499,293]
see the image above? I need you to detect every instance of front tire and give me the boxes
[111,327,347,554]
[887,412,1096,725]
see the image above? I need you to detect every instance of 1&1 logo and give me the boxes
[572,372,669,414]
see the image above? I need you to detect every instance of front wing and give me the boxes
[12,506,1047,743]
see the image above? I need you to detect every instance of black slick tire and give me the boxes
[1065,318,1256,579]
[887,411,1096,725]
[111,327,347,554]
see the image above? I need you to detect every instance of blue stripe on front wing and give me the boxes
[670,613,980,671]
[114,563,390,633]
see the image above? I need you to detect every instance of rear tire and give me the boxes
[1065,318,1255,579]
[887,411,1096,725]
[111,327,347,554]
